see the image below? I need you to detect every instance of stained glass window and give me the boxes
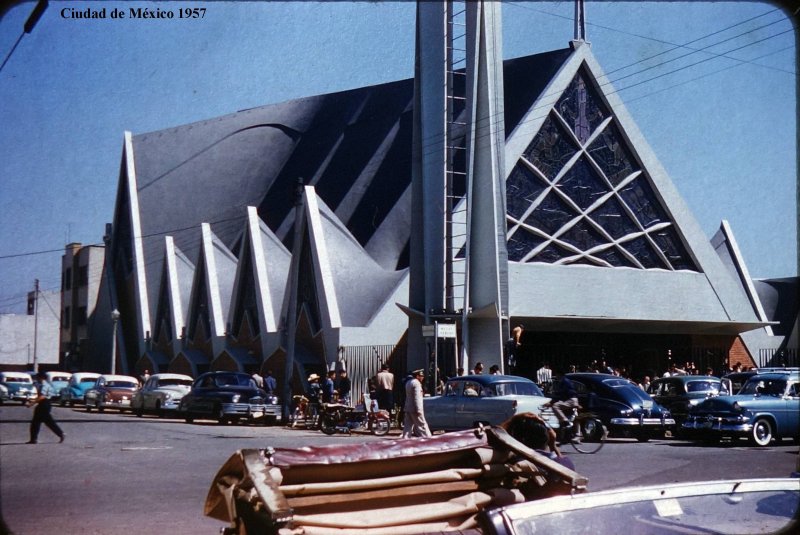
[505,66,698,272]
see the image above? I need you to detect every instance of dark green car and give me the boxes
[647,375,723,430]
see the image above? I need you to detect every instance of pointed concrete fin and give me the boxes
[303,186,407,328]
[504,45,760,327]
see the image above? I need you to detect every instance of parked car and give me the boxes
[59,372,100,406]
[0,383,9,404]
[0,371,38,404]
[480,478,799,535]
[44,372,72,400]
[722,370,758,394]
[132,373,194,417]
[647,375,723,430]
[683,369,800,446]
[179,371,279,425]
[565,373,674,442]
[84,374,140,412]
[423,374,558,431]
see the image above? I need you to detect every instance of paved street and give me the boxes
[1,403,797,534]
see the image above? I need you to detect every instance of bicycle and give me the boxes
[540,405,606,454]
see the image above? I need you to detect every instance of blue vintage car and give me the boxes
[683,369,800,446]
[423,374,558,431]
[566,373,674,442]
[179,371,280,425]
[59,372,100,406]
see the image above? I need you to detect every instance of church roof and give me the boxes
[126,49,573,322]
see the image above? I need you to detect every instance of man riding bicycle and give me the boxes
[544,372,581,437]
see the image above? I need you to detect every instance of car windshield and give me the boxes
[4,377,31,383]
[79,378,97,384]
[160,379,192,387]
[686,380,720,394]
[203,374,251,388]
[602,378,632,388]
[740,378,787,396]
[106,381,137,388]
[50,376,70,382]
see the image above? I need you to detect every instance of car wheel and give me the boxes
[216,405,226,424]
[59,398,65,407]
[155,401,164,418]
[750,418,773,447]
[634,431,650,443]
[134,405,143,417]
[69,400,75,407]
[184,415,194,424]
[86,402,92,412]
[98,405,104,413]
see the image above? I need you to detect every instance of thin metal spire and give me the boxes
[574,0,587,41]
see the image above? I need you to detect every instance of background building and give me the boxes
[0,289,59,371]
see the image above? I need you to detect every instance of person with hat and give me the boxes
[304,373,323,427]
[27,371,65,444]
[402,369,431,438]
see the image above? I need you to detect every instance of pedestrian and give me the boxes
[470,362,484,375]
[336,369,351,406]
[375,364,394,412]
[489,364,501,375]
[322,370,337,403]
[402,369,431,438]
[140,369,151,384]
[27,371,65,444]
[263,370,277,395]
[252,372,264,389]
[536,362,552,387]
[544,371,580,435]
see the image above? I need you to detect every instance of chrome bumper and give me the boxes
[682,418,752,434]
[610,417,676,427]
[221,403,281,420]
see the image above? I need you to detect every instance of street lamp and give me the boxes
[110,309,120,374]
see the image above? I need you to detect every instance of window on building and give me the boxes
[506,68,698,272]
[78,265,88,287]
[63,306,71,328]
[78,306,87,326]
[64,267,72,291]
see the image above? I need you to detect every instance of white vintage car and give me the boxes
[132,373,194,417]
[0,371,38,404]
[423,374,558,431]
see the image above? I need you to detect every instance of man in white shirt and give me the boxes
[402,369,431,438]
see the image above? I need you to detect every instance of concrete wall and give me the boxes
[0,291,60,370]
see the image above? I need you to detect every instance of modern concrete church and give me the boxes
[85,1,796,400]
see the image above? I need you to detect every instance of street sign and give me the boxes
[436,323,457,339]
[422,325,435,337]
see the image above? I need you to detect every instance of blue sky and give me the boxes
[0,1,796,314]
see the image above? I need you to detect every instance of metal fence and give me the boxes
[337,344,407,408]
[756,348,798,368]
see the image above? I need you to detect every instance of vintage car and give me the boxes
[84,374,140,412]
[59,372,100,406]
[44,371,72,400]
[0,383,9,404]
[179,371,279,425]
[423,374,558,431]
[647,375,723,429]
[132,373,194,417]
[683,369,800,446]
[722,370,758,394]
[566,373,674,442]
[0,371,38,404]
[479,478,798,535]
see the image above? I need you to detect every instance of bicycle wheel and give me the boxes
[320,413,337,435]
[570,416,605,454]
[371,415,390,436]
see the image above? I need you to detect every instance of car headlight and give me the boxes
[267,395,279,404]
[163,393,173,400]
[688,399,700,406]
[231,394,241,403]
[620,408,633,416]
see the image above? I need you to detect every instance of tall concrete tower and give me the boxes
[408,0,508,375]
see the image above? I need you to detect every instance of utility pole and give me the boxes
[32,278,39,372]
